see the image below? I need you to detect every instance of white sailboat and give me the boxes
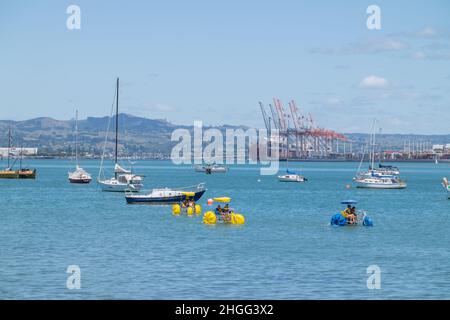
[278,169,307,182]
[442,178,450,199]
[354,120,406,189]
[68,110,92,184]
[97,78,144,192]
[278,127,307,182]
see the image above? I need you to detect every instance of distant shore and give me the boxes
[1,156,449,164]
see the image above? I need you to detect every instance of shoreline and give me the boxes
[2,157,449,163]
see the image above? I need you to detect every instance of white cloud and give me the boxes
[326,97,341,105]
[365,38,409,52]
[410,49,450,60]
[310,37,409,55]
[416,27,438,38]
[411,51,427,60]
[359,75,389,89]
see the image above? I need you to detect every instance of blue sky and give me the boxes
[1,0,450,133]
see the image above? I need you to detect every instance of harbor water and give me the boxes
[0,160,449,299]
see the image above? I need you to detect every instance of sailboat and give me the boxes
[97,78,144,192]
[0,128,36,179]
[354,120,406,189]
[278,169,307,182]
[442,178,450,199]
[68,110,92,184]
[278,128,307,182]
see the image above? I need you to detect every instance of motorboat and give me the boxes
[125,183,206,204]
[195,162,228,173]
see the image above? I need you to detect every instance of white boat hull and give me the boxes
[355,180,407,189]
[278,174,306,182]
[195,165,228,173]
[98,180,142,192]
[442,178,450,199]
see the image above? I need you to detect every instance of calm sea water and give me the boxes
[0,159,449,299]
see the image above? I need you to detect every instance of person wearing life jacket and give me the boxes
[342,205,351,218]
[347,206,357,224]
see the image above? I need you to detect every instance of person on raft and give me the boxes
[347,206,357,224]
[342,205,357,224]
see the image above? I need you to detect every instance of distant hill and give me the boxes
[0,114,449,157]
[0,114,246,156]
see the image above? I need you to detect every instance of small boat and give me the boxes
[203,196,245,225]
[69,165,92,184]
[125,183,206,204]
[354,120,406,189]
[354,173,407,189]
[68,111,92,184]
[442,178,450,199]
[278,169,307,182]
[99,164,143,192]
[195,162,228,173]
[0,128,36,179]
[97,78,144,192]
[0,168,36,179]
[330,200,373,227]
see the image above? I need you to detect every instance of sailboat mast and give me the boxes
[115,77,119,178]
[371,120,376,170]
[75,110,78,167]
[7,127,11,169]
[19,147,22,170]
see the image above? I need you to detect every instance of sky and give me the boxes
[0,0,450,134]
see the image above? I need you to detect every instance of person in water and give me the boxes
[215,205,222,214]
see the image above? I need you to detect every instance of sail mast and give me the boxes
[7,127,11,169]
[115,77,119,178]
[371,120,376,170]
[75,110,78,167]
[19,147,22,170]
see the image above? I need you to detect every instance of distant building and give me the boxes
[0,147,38,157]
[432,144,445,152]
